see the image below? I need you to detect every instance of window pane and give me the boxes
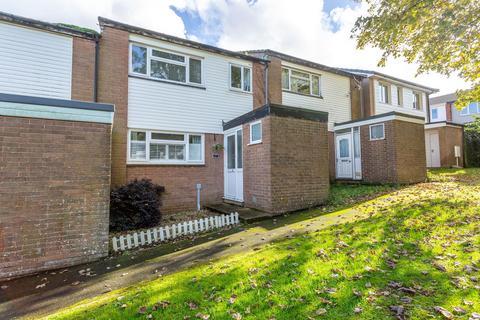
[151,132,184,141]
[236,130,243,168]
[243,67,251,92]
[231,65,241,89]
[130,142,146,159]
[188,135,202,161]
[131,131,146,141]
[151,60,186,82]
[468,102,477,114]
[131,45,147,74]
[312,75,320,96]
[227,135,236,169]
[397,88,402,105]
[168,144,185,160]
[339,139,349,158]
[251,122,262,142]
[152,49,185,62]
[291,70,309,79]
[432,108,438,119]
[370,124,384,139]
[353,128,361,158]
[189,58,202,84]
[291,77,310,95]
[150,144,166,160]
[282,68,289,90]
[460,106,468,115]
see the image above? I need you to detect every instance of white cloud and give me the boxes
[1,0,470,95]
[0,0,187,37]
[182,0,470,96]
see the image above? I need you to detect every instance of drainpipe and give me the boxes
[93,35,100,102]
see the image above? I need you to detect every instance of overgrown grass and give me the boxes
[46,169,480,320]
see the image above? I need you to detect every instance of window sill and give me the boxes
[127,161,206,166]
[129,74,207,90]
[282,90,323,99]
[248,140,262,146]
[369,138,385,141]
[229,88,252,95]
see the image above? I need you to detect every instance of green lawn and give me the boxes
[47,169,480,320]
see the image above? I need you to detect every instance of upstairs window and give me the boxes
[431,108,439,120]
[130,44,203,85]
[378,83,389,104]
[282,68,321,97]
[396,87,402,106]
[128,130,204,164]
[460,102,479,115]
[412,92,422,110]
[230,64,252,92]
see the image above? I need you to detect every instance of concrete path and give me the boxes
[0,206,366,319]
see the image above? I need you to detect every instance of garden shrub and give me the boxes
[110,179,165,232]
[465,117,480,167]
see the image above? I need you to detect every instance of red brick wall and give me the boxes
[253,61,266,109]
[268,56,283,105]
[0,116,111,280]
[243,116,329,213]
[126,133,224,214]
[328,132,335,181]
[360,120,426,184]
[243,118,273,211]
[97,27,130,187]
[71,37,96,102]
[426,126,464,168]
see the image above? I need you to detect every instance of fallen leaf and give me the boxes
[138,306,147,314]
[315,308,327,316]
[434,306,453,319]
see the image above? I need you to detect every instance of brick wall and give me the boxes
[360,120,426,184]
[350,78,362,121]
[252,61,266,109]
[328,132,335,181]
[127,133,224,213]
[71,37,96,102]
[268,56,283,105]
[243,115,329,213]
[426,126,464,168]
[97,26,130,187]
[0,116,111,280]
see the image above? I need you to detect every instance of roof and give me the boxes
[429,92,457,105]
[223,103,328,131]
[243,49,358,78]
[343,68,438,93]
[0,11,98,40]
[98,17,267,63]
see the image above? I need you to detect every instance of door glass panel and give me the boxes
[353,129,361,158]
[236,130,243,169]
[339,139,349,158]
[227,135,236,169]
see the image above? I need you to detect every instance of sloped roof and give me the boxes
[343,68,438,93]
[98,17,267,63]
[429,92,457,105]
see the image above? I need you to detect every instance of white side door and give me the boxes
[426,132,441,168]
[336,133,353,179]
[224,128,243,202]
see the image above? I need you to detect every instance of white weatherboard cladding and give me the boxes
[128,34,253,134]
[281,62,351,131]
[374,80,427,119]
[0,22,72,99]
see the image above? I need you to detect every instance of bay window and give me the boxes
[281,68,321,97]
[130,44,203,85]
[230,64,252,92]
[128,130,204,164]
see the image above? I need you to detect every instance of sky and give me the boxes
[0,0,470,96]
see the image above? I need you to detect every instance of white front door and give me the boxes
[224,128,243,202]
[336,133,353,179]
[426,131,441,168]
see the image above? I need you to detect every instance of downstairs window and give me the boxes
[129,130,204,164]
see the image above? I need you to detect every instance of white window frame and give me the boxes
[229,63,252,93]
[459,102,479,115]
[369,123,385,141]
[396,87,403,106]
[281,67,322,97]
[127,129,205,165]
[412,92,422,110]
[431,107,439,120]
[129,42,204,86]
[249,120,262,145]
[378,83,389,104]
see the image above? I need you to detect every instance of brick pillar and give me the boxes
[350,78,362,120]
[446,102,453,122]
[252,61,266,109]
[268,56,283,105]
[97,26,130,187]
[71,37,96,101]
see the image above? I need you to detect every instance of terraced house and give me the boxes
[0,11,440,278]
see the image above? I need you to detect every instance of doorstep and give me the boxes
[205,203,274,223]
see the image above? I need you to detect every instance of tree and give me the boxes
[352,0,480,108]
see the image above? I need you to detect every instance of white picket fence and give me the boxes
[112,212,239,252]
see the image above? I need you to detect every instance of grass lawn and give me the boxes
[46,169,479,320]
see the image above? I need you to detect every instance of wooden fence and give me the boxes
[112,212,239,252]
